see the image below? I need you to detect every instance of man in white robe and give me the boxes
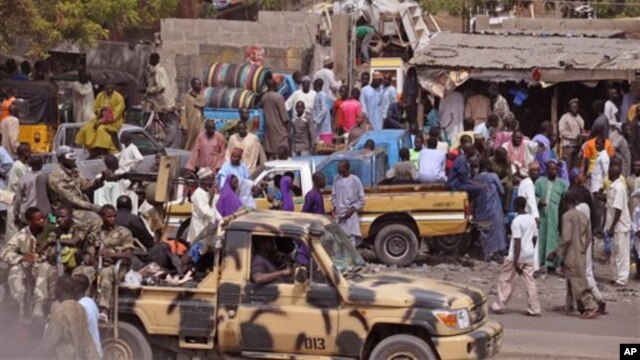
[72,71,95,123]
[517,161,540,270]
[187,168,219,243]
[331,160,365,247]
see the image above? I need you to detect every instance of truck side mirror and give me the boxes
[294,266,308,287]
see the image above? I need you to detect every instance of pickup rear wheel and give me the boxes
[432,234,469,255]
[374,224,418,267]
[102,322,153,360]
[369,334,438,360]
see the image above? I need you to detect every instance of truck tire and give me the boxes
[374,224,418,267]
[432,234,469,255]
[369,334,438,360]
[102,322,153,360]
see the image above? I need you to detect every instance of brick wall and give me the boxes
[159,11,322,105]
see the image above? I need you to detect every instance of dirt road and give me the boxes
[362,245,640,360]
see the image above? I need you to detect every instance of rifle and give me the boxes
[56,238,64,276]
[121,172,214,187]
[23,238,37,317]
[23,259,35,317]
[96,232,105,301]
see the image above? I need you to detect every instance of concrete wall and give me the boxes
[159,11,322,105]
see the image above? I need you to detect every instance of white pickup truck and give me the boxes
[42,123,191,179]
[169,149,471,266]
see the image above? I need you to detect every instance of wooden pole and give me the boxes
[551,85,559,153]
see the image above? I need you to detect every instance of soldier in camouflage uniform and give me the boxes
[47,146,105,238]
[0,207,50,318]
[46,206,97,283]
[96,205,135,322]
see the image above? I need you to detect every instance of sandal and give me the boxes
[579,308,599,319]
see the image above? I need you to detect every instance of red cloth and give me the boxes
[339,99,362,132]
[100,108,115,124]
[334,99,345,131]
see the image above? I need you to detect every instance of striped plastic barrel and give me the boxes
[204,63,272,94]
[204,87,258,109]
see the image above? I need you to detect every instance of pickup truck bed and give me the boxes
[166,151,470,266]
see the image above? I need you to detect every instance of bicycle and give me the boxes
[141,98,183,149]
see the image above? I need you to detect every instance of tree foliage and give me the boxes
[419,0,640,18]
[592,0,640,18]
[245,0,286,11]
[0,0,179,57]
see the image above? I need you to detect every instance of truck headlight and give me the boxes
[434,309,471,330]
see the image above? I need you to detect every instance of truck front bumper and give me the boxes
[433,320,503,359]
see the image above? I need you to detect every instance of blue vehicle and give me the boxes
[351,130,413,170]
[315,149,388,188]
[203,108,265,141]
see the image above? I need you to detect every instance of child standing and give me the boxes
[292,101,316,156]
[491,197,541,316]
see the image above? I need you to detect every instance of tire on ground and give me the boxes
[369,334,438,360]
[374,224,419,267]
[102,322,153,360]
[432,234,466,255]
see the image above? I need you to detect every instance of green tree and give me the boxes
[245,0,288,11]
[592,0,640,18]
[0,0,179,57]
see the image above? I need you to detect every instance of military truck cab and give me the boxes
[111,210,501,359]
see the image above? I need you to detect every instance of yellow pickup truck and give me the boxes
[104,210,502,360]
[167,149,471,266]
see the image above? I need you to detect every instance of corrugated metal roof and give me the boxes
[473,29,626,38]
[410,32,640,71]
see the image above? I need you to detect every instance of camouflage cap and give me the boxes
[56,145,76,160]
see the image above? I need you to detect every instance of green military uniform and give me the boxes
[0,227,52,316]
[46,221,97,283]
[47,164,103,234]
[98,225,135,311]
[35,300,99,360]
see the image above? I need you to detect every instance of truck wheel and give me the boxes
[374,224,418,267]
[369,334,438,360]
[433,234,469,255]
[102,322,153,360]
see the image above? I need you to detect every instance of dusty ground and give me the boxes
[360,243,640,359]
[1,243,638,359]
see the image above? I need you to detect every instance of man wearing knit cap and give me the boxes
[314,57,342,98]
[285,75,316,114]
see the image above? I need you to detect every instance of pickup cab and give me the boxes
[255,149,470,265]
[169,149,470,266]
[42,123,191,179]
[107,210,502,360]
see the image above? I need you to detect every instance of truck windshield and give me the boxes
[320,224,366,274]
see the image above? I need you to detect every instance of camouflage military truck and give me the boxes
[106,210,502,359]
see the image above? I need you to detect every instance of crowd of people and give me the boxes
[2,52,640,349]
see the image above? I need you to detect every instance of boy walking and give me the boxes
[491,197,541,316]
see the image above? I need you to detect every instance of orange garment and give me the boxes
[0,96,16,120]
[583,137,615,174]
[164,239,188,256]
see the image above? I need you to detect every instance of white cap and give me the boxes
[197,167,214,179]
